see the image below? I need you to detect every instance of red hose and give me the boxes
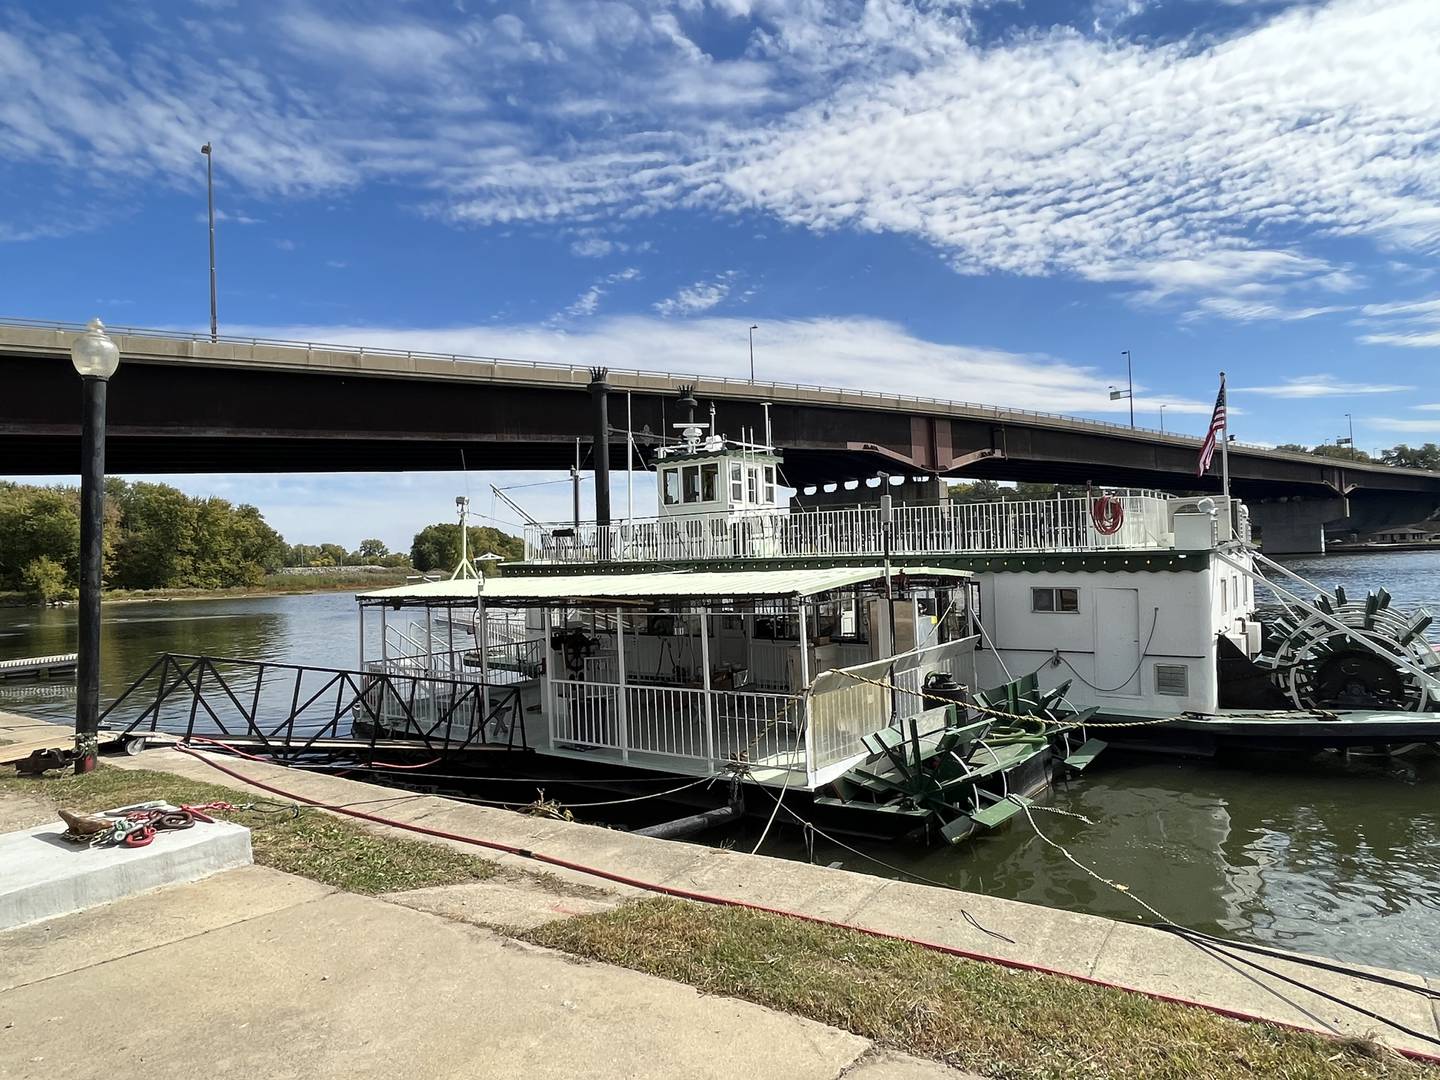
[1090,494,1125,535]
[172,743,1440,1064]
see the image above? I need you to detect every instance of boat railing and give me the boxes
[370,640,544,685]
[808,637,979,778]
[524,491,1176,563]
[548,678,805,777]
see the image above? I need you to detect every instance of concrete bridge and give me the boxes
[4,317,1438,554]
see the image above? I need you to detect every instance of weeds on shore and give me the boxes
[1,766,499,894]
[530,898,1431,1080]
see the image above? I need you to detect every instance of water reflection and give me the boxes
[0,592,359,723]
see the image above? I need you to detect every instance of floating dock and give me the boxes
[0,654,77,681]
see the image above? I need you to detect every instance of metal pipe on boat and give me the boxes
[589,367,611,532]
[633,776,744,840]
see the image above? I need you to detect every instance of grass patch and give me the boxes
[529,898,1431,1080]
[0,766,499,895]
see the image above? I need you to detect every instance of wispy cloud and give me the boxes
[654,272,740,317]
[1235,375,1414,398]
[555,267,641,321]
[1185,298,1349,323]
[1355,293,1440,348]
[2,0,1438,308]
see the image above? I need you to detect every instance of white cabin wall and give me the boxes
[974,568,1221,713]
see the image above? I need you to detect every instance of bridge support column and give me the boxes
[1250,497,1349,555]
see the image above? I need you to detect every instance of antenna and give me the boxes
[449,495,477,580]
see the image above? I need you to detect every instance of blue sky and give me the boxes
[3,0,1439,549]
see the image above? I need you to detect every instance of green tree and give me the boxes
[1382,443,1440,470]
[410,523,523,573]
[1308,443,1371,462]
[356,538,389,561]
[0,484,82,591]
[20,556,68,602]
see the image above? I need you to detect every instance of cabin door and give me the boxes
[1093,587,1141,696]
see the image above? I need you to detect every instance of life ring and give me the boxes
[1090,494,1124,535]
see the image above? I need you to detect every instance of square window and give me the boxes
[1032,587,1079,613]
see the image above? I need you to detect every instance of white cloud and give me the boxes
[654,271,740,317]
[1235,375,1413,398]
[1185,298,1348,323]
[1366,417,1440,433]
[3,0,1439,307]
[556,267,642,320]
[1355,293,1440,348]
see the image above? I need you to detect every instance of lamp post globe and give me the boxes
[70,318,120,379]
[70,317,120,773]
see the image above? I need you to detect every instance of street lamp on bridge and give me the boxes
[749,324,758,382]
[69,319,120,774]
[1109,349,1135,428]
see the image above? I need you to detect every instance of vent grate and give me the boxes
[1154,663,1189,697]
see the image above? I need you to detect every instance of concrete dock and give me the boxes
[85,740,1438,1056]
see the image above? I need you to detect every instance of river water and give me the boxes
[2,554,1438,978]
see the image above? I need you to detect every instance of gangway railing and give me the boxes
[98,653,528,763]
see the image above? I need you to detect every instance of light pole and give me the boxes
[69,319,120,774]
[1159,403,1167,433]
[748,324,758,382]
[201,142,218,342]
[1109,350,1135,428]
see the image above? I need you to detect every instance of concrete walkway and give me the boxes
[0,864,965,1080]
[87,739,1439,1057]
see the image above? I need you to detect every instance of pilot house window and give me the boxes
[663,468,681,506]
[1032,587,1079,613]
[730,462,743,502]
[682,465,701,503]
[701,462,719,502]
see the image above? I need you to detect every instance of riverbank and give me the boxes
[0,571,413,608]
[2,755,1429,1079]
[4,717,1434,1075]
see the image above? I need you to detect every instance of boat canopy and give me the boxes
[358,565,971,607]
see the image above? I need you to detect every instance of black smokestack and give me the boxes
[589,367,611,528]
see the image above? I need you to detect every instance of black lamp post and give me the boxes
[70,318,120,774]
[748,324,758,382]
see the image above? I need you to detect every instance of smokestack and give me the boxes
[589,367,611,528]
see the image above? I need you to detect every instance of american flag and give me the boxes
[1197,375,1227,476]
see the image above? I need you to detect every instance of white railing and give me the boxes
[370,639,543,685]
[549,679,803,773]
[808,637,979,774]
[525,492,1174,563]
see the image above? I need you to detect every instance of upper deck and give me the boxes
[524,490,1246,565]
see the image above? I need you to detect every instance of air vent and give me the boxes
[1154,664,1189,697]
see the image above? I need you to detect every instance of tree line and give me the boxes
[1273,442,1440,469]
[0,480,524,601]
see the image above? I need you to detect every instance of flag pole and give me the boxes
[1219,370,1230,500]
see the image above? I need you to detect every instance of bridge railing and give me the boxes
[523,491,1175,563]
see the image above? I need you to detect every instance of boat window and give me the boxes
[730,462,744,502]
[747,467,761,503]
[683,465,701,503]
[701,462,719,502]
[1032,587,1079,613]
[1221,578,1230,612]
[764,465,777,503]
[662,468,681,506]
